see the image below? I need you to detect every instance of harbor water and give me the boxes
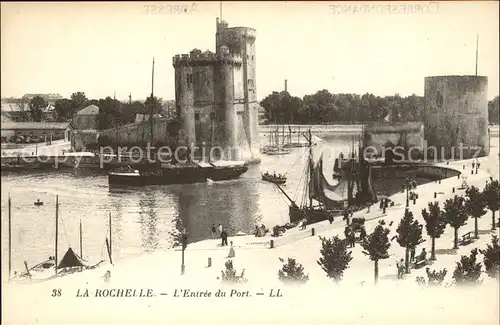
[1,135,358,274]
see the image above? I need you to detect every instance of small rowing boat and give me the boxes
[262,172,287,185]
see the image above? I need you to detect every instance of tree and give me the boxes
[278,258,309,285]
[220,260,247,284]
[29,96,46,122]
[488,96,499,125]
[482,180,500,230]
[144,96,162,116]
[54,98,73,121]
[70,91,89,115]
[443,195,469,249]
[120,101,147,124]
[465,186,487,239]
[395,208,424,273]
[422,202,448,260]
[425,267,448,286]
[479,235,500,279]
[361,224,391,284]
[317,235,353,283]
[452,248,482,286]
[97,97,121,130]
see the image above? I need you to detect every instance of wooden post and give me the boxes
[105,238,113,265]
[270,240,274,249]
[311,228,315,236]
[109,212,112,257]
[181,248,185,275]
[24,261,32,281]
[79,220,83,258]
[207,257,212,268]
[452,187,455,193]
[8,195,12,280]
[55,195,59,275]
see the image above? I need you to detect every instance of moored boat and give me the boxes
[108,160,248,187]
[274,129,347,225]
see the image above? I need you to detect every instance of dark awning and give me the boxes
[57,247,89,269]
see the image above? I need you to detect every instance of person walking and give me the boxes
[410,246,416,262]
[396,259,404,279]
[217,224,223,239]
[227,241,235,258]
[221,228,228,247]
[211,224,217,239]
[300,218,307,230]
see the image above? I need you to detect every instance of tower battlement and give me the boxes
[172,51,242,67]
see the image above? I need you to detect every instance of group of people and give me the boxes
[254,224,267,237]
[211,223,229,246]
[263,171,285,179]
[472,159,481,170]
[396,247,427,279]
[344,224,366,248]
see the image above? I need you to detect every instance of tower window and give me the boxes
[187,74,193,85]
[252,55,254,60]
[195,113,200,120]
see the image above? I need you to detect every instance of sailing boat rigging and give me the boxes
[274,129,344,224]
[10,195,104,283]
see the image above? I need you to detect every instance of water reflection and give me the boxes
[138,192,159,252]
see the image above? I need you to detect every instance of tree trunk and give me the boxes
[474,217,479,239]
[374,260,379,285]
[492,210,497,230]
[405,247,410,274]
[430,237,436,261]
[453,227,458,249]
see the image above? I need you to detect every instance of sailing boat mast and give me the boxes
[150,57,155,148]
[209,111,215,163]
[109,212,112,255]
[475,34,479,76]
[8,194,11,279]
[55,195,59,274]
[308,128,313,208]
[79,219,83,258]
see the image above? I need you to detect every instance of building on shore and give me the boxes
[0,122,72,143]
[424,75,489,159]
[71,104,100,151]
[1,102,56,122]
[172,18,260,163]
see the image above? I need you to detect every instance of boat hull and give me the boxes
[210,166,248,181]
[289,206,342,224]
[109,167,210,186]
[108,164,249,187]
[262,174,287,185]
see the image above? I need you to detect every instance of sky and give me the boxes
[1,1,499,101]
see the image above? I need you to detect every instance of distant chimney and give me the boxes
[284,79,288,92]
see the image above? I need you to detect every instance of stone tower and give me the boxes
[424,75,489,160]
[172,19,260,163]
[216,19,260,162]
